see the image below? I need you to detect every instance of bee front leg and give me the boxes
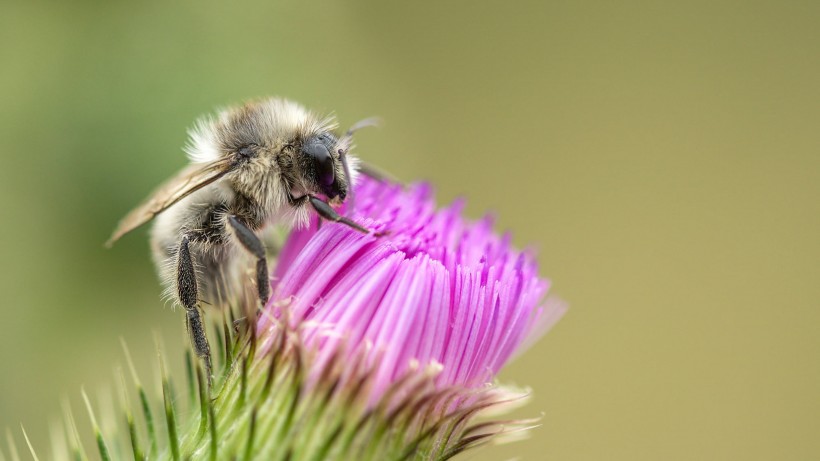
[177,235,213,384]
[227,216,270,309]
[308,195,371,234]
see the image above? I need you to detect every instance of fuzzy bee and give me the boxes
[107,98,380,378]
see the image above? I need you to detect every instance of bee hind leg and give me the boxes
[177,235,213,385]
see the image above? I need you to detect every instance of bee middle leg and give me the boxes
[227,216,270,308]
[177,235,213,383]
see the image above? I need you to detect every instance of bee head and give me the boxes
[301,132,347,201]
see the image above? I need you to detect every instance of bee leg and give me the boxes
[227,216,270,309]
[177,235,213,385]
[308,195,372,234]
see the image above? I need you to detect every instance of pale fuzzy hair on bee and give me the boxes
[185,98,336,164]
[108,96,374,375]
[183,97,358,217]
[143,97,362,308]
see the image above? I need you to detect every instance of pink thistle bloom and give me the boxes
[41,176,567,461]
[262,177,566,400]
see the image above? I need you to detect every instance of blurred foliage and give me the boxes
[1,1,818,460]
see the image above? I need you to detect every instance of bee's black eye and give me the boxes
[303,138,335,187]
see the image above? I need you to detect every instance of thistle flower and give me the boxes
[264,177,566,401]
[19,177,565,461]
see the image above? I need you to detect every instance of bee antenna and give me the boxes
[339,117,380,215]
[344,117,381,139]
[339,149,356,214]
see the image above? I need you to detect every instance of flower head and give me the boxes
[263,177,566,400]
[39,176,566,461]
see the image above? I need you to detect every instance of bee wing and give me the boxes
[106,157,236,247]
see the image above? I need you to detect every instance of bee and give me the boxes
[107,98,381,378]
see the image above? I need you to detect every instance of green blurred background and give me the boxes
[1,1,818,459]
